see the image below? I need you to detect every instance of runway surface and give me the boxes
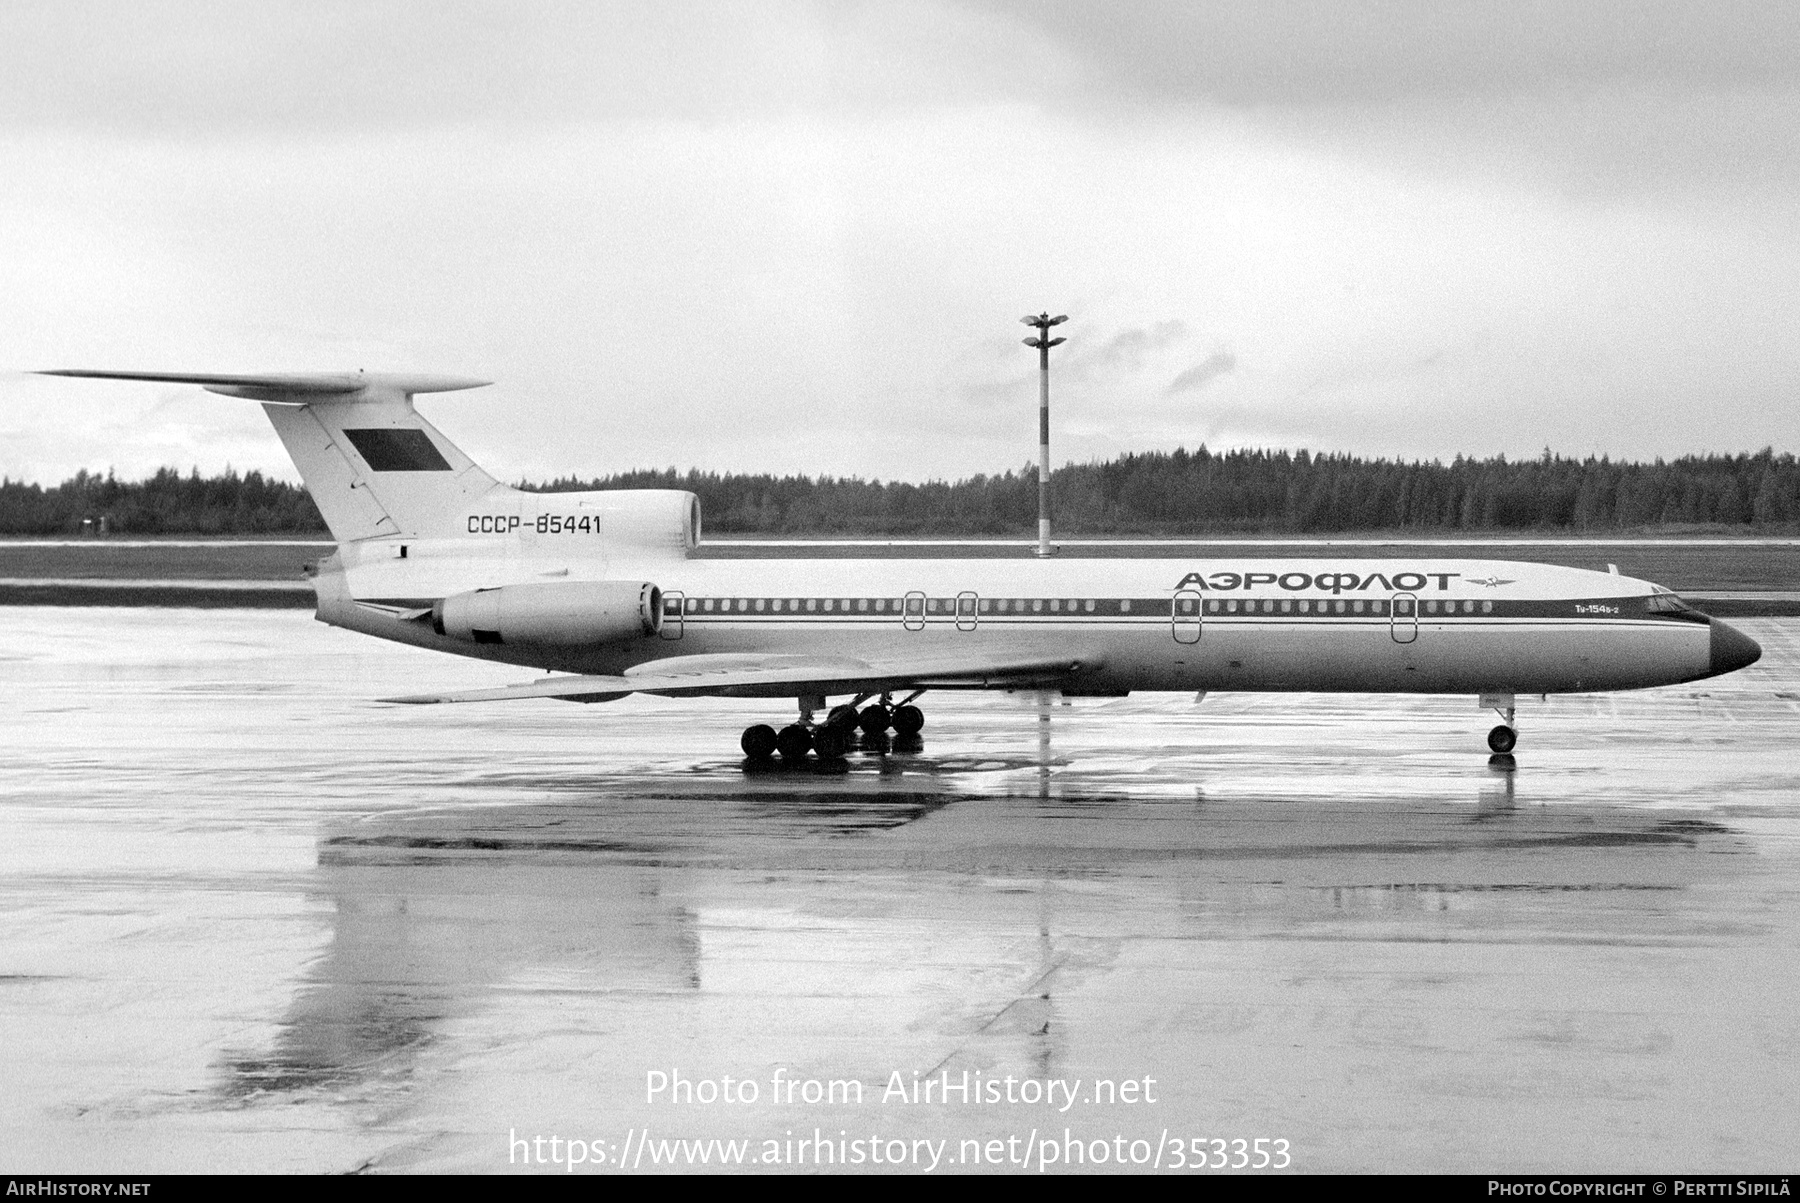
[4,608,1798,1174]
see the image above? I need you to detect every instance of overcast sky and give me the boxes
[4,0,1799,485]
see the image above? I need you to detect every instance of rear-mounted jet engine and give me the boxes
[432,580,663,646]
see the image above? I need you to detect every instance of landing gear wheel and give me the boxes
[1487,724,1517,755]
[741,724,778,760]
[812,723,850,760]
[775,724,814,761]
[891,704,924,736]
[825,704,860,730]
[857,704,892,735]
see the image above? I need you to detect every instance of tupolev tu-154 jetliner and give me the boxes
[43,369,1762,760]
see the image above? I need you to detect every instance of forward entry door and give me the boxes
[1390,592,1418,644]
[1171,589,1203,644]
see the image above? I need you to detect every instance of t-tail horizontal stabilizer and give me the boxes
[39,369,500,542]
[36,369,490,402]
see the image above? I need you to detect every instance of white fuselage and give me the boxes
[312,542,1725,697]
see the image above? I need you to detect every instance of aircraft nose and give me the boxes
[1709,618,1762,676]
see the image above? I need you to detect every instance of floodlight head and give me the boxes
[1023,337,1043,348]
[1048,315,1068,326]
[1047,336,1065,347]
[1020,314,1044,326]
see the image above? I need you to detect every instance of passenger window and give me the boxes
[1481,600,1493,613]
[1085,600,1095,612]
[1279,599,1292,613]
[1299,600,1311,613]
[1334,600,1346,613]
[1032,600,1044,613]
[1425,600,1438,614]
[1049,599,1060,612]
[1120,599,1131,613]
[1352,600,1365,614]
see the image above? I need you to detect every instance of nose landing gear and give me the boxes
[1480,693,1517,755]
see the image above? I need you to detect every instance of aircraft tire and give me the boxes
[1486,724,1517,755]
[741,724,779,760]
[857,704,892,734]
[776,724,814,760]
[891,704,924,736]
[825,704,860,729]
[812,724,850,760]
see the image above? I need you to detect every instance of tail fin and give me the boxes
[40,370,503,542]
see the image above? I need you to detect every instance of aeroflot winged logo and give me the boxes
[1174,570,1462,593]
[1466,576,1518,588]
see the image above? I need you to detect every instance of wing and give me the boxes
[381,650,1093,705]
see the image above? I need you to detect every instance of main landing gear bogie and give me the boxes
[741,695,925,764]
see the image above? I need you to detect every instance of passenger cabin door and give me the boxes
[903,590,927,632]
[955,591,979,632]
[1171,588,1203,644]
[1390,592,1418,644]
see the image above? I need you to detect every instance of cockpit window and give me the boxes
[1645,591,1707,621]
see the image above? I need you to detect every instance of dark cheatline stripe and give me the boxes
[644,595,1700,623]
[354,593,1713,623]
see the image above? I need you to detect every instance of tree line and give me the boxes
[5,448,1798,536]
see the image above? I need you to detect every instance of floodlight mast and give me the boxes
[1020,312,1067,558]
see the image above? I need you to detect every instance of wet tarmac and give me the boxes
[4,608,1799,1174]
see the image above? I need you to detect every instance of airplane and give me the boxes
[41,368,1763,760]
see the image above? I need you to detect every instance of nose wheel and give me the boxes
[1480,693,1518,755]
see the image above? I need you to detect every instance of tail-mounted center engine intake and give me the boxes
[432,580,662,646]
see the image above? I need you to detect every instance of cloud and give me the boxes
[976,0,1800,107]
[0,0,1078,136]
[1165,351,1237,395]
[1076,320,1188,373]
